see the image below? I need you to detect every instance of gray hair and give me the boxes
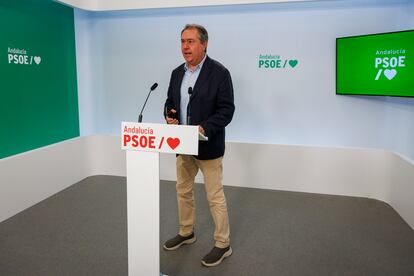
[181,24,209,43]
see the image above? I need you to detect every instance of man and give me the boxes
[163,24,235,267]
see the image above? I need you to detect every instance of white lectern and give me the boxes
[121,122,198,276]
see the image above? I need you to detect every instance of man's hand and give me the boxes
[166,109,179,125]
[198,125,205,135]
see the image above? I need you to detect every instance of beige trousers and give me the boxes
[176,155,230,248]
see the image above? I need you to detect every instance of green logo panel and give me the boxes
[0,0,79,159]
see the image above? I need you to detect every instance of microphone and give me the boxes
[187,87,193,125]
[138,83,158,123]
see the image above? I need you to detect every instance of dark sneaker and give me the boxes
[201,246,232,267]
[163,233,196,251]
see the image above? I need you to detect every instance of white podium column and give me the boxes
[127,150,159,276]
[122,122,198,275]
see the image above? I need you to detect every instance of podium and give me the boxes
[121,122,198,276]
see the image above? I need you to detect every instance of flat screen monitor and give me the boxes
[336,30,414,97]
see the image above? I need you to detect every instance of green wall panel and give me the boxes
[0,0,79,159]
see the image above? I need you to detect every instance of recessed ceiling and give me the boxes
[55,0,321,11]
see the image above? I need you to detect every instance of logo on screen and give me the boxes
[374,49,406,81]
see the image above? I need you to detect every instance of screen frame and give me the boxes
[336,29,414,98]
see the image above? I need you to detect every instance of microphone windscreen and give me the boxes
[188,87,193,95]
[150,83,158,91]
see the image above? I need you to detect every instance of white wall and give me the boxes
[75,1,414,161]
[2,136,414,229]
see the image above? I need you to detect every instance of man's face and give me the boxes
[181,28,208,67]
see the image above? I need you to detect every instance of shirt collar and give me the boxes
[184,54,207,73]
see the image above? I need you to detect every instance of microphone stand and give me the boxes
[138,83,158,122]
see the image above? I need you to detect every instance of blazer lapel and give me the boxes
[191,56,212,102]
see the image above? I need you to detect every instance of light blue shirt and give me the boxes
[180,55,207,124]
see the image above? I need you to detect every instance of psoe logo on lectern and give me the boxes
[123,125,180,150]
[121,122,198,155]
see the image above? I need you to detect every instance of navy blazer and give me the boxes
[164,56,235,160]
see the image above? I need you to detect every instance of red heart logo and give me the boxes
[167,137,180,150]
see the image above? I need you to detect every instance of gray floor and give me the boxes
[1,176,414,276]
